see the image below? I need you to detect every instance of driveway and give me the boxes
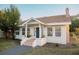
[0,46,32,55]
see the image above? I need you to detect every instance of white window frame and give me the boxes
[22,28,25,35]
[47,27,53,36]
[15,29,19,35]
[55,26,61,37]
[27,27,30,37]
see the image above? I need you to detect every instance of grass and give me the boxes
[21,44,79,55]
[1,32,79,55]
[21,33,79,55]
[0,38,20,52]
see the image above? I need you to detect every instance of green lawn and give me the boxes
[22,45,79,55]
[0,38,20,52]
[22,33,79,55]
[1,32,79,55]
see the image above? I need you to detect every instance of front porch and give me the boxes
[20,19,47,47]
[25,23,44,39]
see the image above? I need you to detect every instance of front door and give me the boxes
[36,27,39,38]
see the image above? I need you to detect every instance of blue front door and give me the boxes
[36,27,39,38]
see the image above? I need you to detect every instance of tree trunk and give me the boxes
[11,29,15,40]
[4,31,8,39]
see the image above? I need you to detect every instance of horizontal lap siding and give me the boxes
[15,28,26,40]
[46,26,67,44]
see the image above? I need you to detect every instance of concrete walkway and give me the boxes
[0,46,32,55]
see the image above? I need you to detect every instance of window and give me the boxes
[22,28,25,35]
[15,31,19,35]
[27,28,30,37]
[15,29,19,35]
[55,26,61,37]
[47,27,52,36]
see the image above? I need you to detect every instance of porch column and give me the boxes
[25,24,27,38]
[19,28,22,36]
[39,24,42,38]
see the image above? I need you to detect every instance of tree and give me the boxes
[7,5,20,39]
[70,18,79,32]
[0,10,9,39]
[0,5,20,39]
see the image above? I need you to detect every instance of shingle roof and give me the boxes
[21,15,71,25]
[36,15,71,23]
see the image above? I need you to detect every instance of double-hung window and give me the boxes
[22,28,25,35]
[47,27,53,36]
[15,29,19,35]
[27,28,30,37]
[55,26,61,37]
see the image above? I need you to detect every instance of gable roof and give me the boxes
[20,15,71,26]
[36,15,71,23]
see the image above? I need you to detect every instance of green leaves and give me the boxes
[0,5,20,39]
[70,18,79,32]
[0,4,20,31]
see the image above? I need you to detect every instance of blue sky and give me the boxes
[0,4,79,21]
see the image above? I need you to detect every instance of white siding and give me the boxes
[44,26,47,37]
[15,28,26,40]
[30,27,34,36]
[46,26,67,44]
[15,24,68,45]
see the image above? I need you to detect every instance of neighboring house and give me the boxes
[14,8,71,47]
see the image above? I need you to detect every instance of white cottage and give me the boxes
[15,8,71,47]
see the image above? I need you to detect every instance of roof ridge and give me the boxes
[36,14,66,19]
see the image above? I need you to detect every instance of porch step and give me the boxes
[24,39,35,46]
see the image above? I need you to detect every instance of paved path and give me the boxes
[0,46,32,55]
